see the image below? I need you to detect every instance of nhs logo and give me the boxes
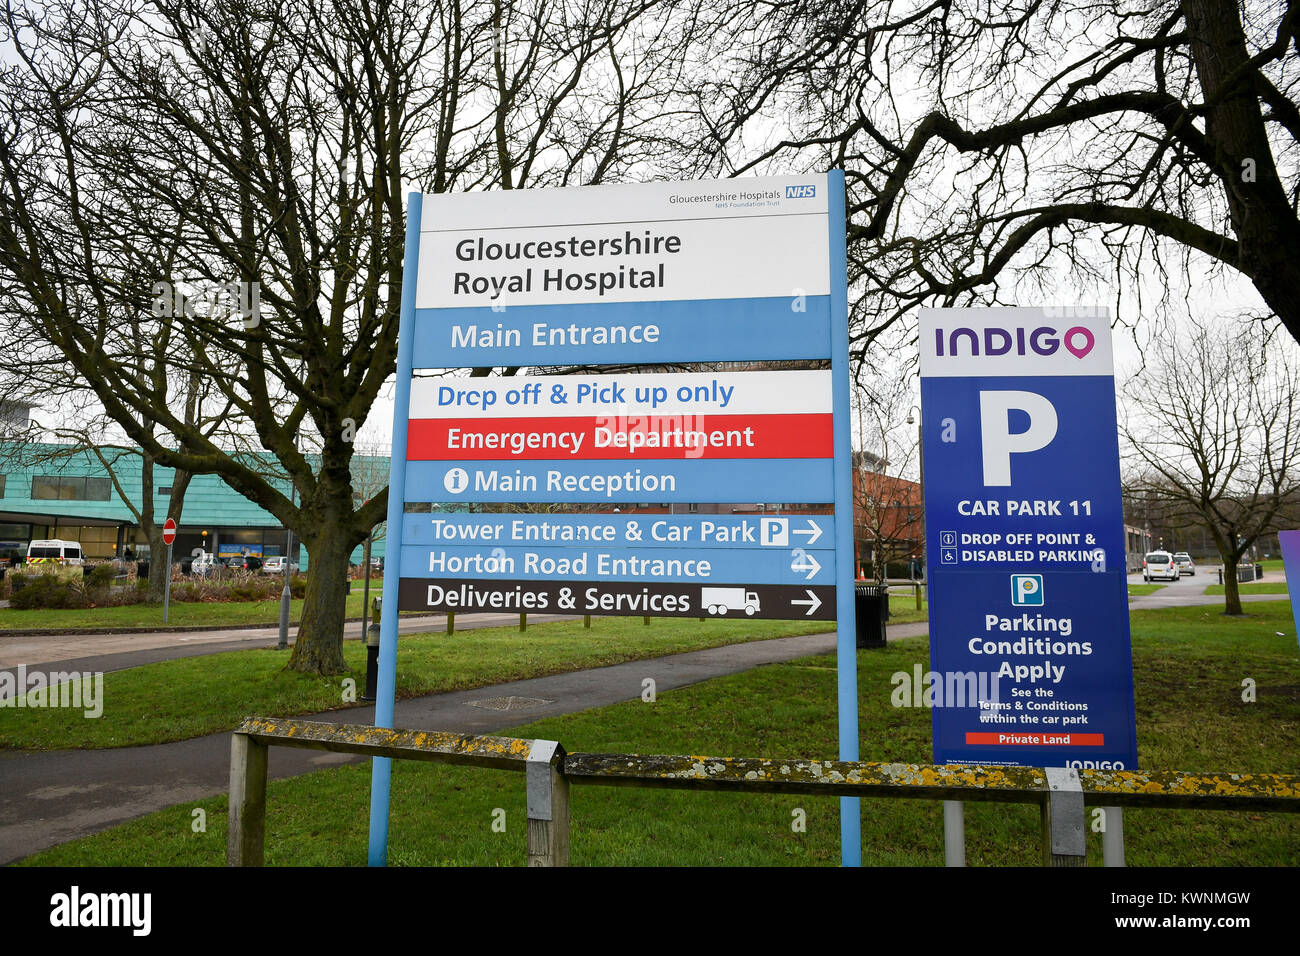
[785,184,817,198]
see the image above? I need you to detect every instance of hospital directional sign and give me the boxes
[399,513,835,614]
[410,181,835,367]
[406,369,834,502]
[371,172,860,867]
[919,307,1139,772]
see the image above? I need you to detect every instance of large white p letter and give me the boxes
[979,390,1058,486]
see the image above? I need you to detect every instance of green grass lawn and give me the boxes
[1204,581,1290,596]
[0,616,835,749]
[0,585,402,631]
[1127,583,1166,596]
[884,598,927,625]
[0,590,360,630]
[18,601,1299,867]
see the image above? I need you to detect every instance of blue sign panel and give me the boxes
[399,544,835,585]
[404,458,833,504]
[411,296,832,367]
[919,308,1138,771]
[400,513,835,550]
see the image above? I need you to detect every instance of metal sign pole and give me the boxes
[827,170,860,867]
[163,541,173,623]
[943,800,965,866]
[367,191,422,867]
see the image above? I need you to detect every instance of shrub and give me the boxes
[227,582,266,602]
[9,574,88,610]
[172,583,202,603]
[107,584,145,607]
[88,564,117,588]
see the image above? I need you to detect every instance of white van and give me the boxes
[26,539,85,566]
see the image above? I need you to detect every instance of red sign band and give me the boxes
[406,413,833,461]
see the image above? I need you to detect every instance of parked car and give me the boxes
[1174,552,1195,575]
[1142,550,1179,582]
[262,556,298,574]
[25,539,84,566]
[222,554,263,572]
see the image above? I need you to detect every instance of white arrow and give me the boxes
[791,552,822,580]
[792,519,823,546]
[791,590,822,616]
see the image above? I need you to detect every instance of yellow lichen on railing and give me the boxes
[234,717,534,768]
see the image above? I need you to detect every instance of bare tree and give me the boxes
[699,0,1300,354]
[0,0,716,673]
[1122,316,1300,614]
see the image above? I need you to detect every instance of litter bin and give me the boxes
[855,585,889,648]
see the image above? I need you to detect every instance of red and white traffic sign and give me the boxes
[162,518,177,545]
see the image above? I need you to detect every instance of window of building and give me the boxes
[30,475,113,501]
[158,486,172,495]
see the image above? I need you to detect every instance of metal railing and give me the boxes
[228,717,1300,867]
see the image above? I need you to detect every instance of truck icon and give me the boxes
[701,587,760,616]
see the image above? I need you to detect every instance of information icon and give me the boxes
[443,468,469,494]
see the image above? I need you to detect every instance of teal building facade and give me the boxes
[0,443,389,569]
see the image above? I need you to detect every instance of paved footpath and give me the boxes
[0,610,583,676]
[0,622,926,864]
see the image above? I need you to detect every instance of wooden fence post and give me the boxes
[447,611,455,635]
[526,740,569,866]
[228,732,268,866]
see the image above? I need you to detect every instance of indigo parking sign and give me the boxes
[919,308,1138,770]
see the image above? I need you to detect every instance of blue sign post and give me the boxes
[919,308,1138,773]
[368,174,856,865]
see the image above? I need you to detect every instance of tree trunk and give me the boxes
[1221,556,1243,615]
[287,514,357,676]
[1183,0,1300,343]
